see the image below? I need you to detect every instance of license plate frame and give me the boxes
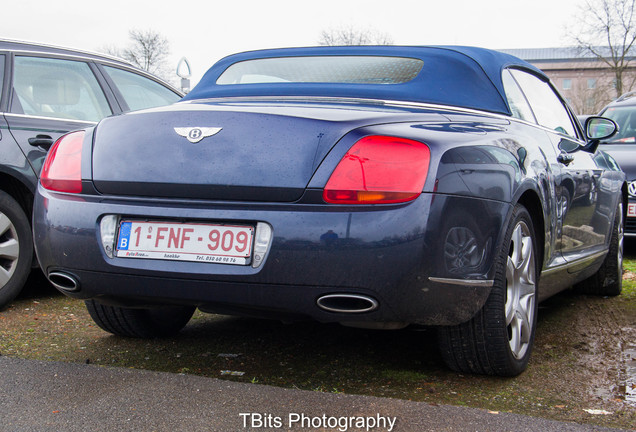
[115,219,254,265]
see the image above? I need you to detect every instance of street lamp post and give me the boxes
[176,57,192,94]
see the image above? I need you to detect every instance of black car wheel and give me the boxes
[85,300,195,338]
[575,201,623,296]
[438,204,538,376]
[0,191,33,309]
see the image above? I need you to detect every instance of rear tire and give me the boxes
[438,204,539,376]
[0,190,33,310]
[575,201,623,296]
[85,300,195,338]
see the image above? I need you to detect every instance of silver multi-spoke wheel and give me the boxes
[505,221,536,360]
[0,190,33,309]
[0,212,20,286]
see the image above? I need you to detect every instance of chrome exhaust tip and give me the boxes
[316,294,378,313]
[48,271,80,293]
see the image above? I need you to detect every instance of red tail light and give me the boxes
[40,131,85,193]
[323,135,430,204]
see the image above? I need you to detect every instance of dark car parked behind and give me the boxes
[0,39,183,308]
[595,92,636,236]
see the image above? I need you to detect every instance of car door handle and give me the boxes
[28,135,54,149]
[557,152,575,166]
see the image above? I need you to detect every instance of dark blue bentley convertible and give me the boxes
[33,46,626,376]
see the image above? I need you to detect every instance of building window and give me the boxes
[588,79,597,89]
[563,79,572,90]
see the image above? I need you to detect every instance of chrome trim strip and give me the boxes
[428,277,494,287]
[541,249,608,275]
[184,96,496,115]
[2,112,97,124]
[540,264,566,276]
[181,96,585,141]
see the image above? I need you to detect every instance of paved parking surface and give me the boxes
[0,356,627,432]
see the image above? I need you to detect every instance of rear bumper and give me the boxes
[33,187,510,326]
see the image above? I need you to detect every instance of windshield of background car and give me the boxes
[599,106,636,143]
[102,66,181,111]
[216,56,424,85]
[11,56,111,122]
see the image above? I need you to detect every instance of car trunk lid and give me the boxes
[90,102,444,201]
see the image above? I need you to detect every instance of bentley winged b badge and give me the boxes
[174,127,222,143]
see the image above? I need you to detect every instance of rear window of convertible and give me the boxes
[216,56,424,85]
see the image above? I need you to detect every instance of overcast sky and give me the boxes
[4,0,585,86]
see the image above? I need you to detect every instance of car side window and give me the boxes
[10,56,112,122]
[102,66,181,111]
[508,69,578,138]
[501,69,535,122]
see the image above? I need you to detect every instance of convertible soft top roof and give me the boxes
[183,46,546,116]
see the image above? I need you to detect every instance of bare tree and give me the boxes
[318,26,393,46]
[568,0,636,97]
[101,29,171,80]
[565,76,614,114]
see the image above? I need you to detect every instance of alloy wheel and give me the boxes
[0,212,20,287]
[505,221,536,360]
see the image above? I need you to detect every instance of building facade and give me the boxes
[501,48,636,115]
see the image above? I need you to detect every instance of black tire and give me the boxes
[575,201,623,296]
[438,204,539,376]
[85,300,195,338]
[0,190,33,310]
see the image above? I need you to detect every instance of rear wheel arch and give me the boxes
[516,190,545,271]
[0,173,34,218]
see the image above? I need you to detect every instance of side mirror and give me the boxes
[582,116,617,153]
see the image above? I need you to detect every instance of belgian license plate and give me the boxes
[629,203,636,218]
[116,220,254,265]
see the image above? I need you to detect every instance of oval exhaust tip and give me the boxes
[316,294,378,314]
[48,272,80,293]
